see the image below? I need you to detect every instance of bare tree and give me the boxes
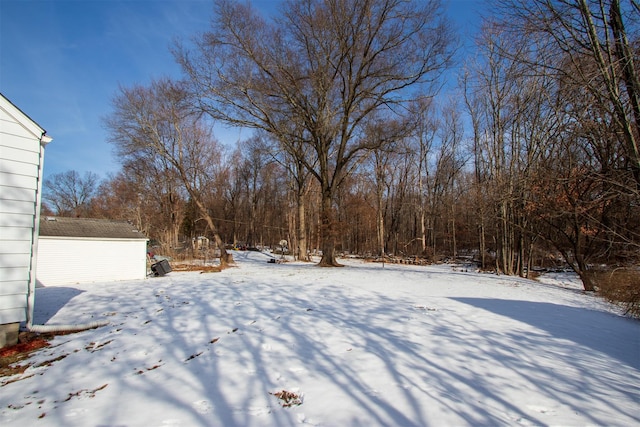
[121,154,186,252]
[253,130,315,261]
[481,0,640,287]
[43,170,99,217]
[462,70,491,269]
[408,98,438,256]
[104,78,233,266]
[435,100,467,260]
[492,0,640,184]
[360,116,414,257]
[90,172,148,232]
[237,141,264,249]
[284,144,314,261]
[176,0,454,266]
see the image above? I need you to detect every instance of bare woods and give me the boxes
[45,1,638,296]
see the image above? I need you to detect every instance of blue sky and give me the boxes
[1,0,482,181]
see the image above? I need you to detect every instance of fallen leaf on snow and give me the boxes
[270,389,303,407]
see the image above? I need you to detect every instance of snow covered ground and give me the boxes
[2,250,638,426]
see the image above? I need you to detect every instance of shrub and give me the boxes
[593,268,640,318]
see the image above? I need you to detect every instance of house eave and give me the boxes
[0,93,52,143]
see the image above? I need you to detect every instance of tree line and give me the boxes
[42,0,639,292]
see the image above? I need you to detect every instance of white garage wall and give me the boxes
[36,238,148,286]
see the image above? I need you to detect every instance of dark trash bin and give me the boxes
[151,259,172,276]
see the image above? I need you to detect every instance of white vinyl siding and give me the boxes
[0,96,44,325]
[36,238,148,286]
[0,158,40,176]
[0,144,40,165]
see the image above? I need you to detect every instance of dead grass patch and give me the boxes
[1,331,73,379]
[1,333,51,378]
[171,264,221,273]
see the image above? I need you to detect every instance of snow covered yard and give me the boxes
[1,250,638,427]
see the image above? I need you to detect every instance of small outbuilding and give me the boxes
[37,217,149,286]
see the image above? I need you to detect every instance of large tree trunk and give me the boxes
[577,273,597,292]
[418,175,426,255]
[451,204,457,261]
[212,229,233,267]
[558,246,596,292]
[297,190,309,261]
[318,189,341,267]
[193,198,232,267]
[575,255,596,292]
[479,219,486,270]
[376,190,385,257]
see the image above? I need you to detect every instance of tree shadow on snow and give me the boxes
[23,260,640,427]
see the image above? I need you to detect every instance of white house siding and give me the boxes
[36,238,148,286]
[0,95,48,327]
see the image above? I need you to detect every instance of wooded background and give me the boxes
[42,0,639,294]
